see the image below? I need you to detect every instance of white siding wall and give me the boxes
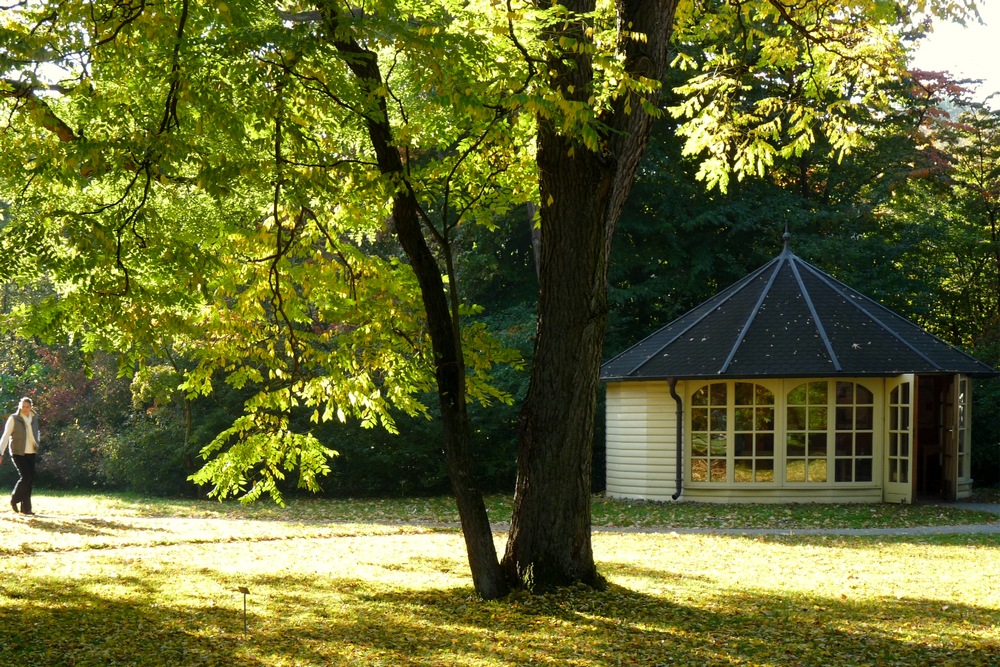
[605,381,680,502]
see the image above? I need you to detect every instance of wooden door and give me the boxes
[942,376,970,501]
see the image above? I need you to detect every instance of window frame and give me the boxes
[688,380,781,486]
[686,378,882,488]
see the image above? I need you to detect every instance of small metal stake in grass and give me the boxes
[237,586,250,636]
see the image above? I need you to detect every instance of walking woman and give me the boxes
[0,397,41,515]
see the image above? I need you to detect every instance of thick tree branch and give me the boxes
[2,78,81,142]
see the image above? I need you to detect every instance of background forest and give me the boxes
[1,15,998,501]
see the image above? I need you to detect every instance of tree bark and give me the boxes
[502,0,678,591]
[322,3,508,600]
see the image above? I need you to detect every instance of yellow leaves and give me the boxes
[4,495,1000,666]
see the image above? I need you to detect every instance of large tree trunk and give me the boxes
[502,0,678,591]
[502,127,612,589]
[324,5,508,600]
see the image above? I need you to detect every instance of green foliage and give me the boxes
[35,421,106,489]
[668,0,980,192]
[96,412,193,496]
[0,0,993,516]
[606,16,1000,494]
[1,0,540,503]
[191,415,336,504]
[973,378,1000,485]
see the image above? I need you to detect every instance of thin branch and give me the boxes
[504,0,538,97]
[268,94,304,387]
[158,0,190,134]
[89,0,149,48]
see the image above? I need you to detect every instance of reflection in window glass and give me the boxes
[887,384,911,486]
[787,381,875,484]
[690,384,728,484]
[691,382,775,485]
[833,382,875,482]
[692,380,876,487]
[957,378,969,478]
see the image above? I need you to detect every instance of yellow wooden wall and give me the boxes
[605,381,679,502]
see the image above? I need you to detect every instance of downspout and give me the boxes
[668,378,684,500]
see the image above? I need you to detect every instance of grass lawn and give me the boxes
[1,492,999,666]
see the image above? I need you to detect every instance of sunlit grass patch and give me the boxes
[2,493,999,665]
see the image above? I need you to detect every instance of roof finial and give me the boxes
[782,221,791,254]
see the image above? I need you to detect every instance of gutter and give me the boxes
[668,378,683,500]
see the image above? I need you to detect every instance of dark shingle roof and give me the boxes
[601,246,999,381]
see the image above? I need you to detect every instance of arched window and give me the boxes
[787,381,874,483]
[690,382,775,483]
[690,383,728,483]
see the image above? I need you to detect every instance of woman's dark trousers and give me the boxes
[11,453,35,514]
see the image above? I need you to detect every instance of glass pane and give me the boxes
[710,459,727,482]
[710,434,727,456]
[734,433,752,457]
[786,459,805,482]
[787,383,807,405]
[691,458,708,482]
[855,406,873,430]
[756,385,775,405]
[899,460,909,483]
[890,406,898,430]
[836,407,852,430]
[808,458,827,482]
[835,433,853,456]
[900,383,910,404]
[808,407,827,430]
[890,386,899,405]
[787,434,805,458]
[808,433,827,456]
[856,432,873,457]
[756,407,774,430]
[856,385,874,404]
[899,433,909,457]
[711,408,727,431]
[692,408,708,432]
[735,382,754,406]
[899,407,909,430]
[710,383,727,406]
[787,407,806,430]
[836,382,853,404]
[692,434,709,456]
[692,386,709,406]
[959,380,968,427]
[735,408,753,431]
[835,458,853,482]
[808,381,828,404]
[890,462,898,483]
[889,433,898,457]
[755,458,774,482]
[734,459,753,482]
[756,433,775,457]
[856,458,873,482]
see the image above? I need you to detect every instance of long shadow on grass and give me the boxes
[0,577,256,666]
[8,515,161,537]
[4,569,998,666]
[236,572,1000,666]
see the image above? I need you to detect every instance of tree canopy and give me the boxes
[0,0,987,597]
